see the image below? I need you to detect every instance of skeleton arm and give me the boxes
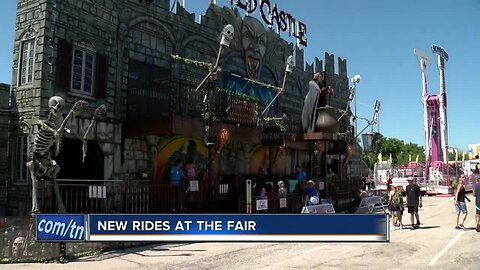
[19,118,34,159]
[48,100,86,157]
[82,104,106,162]
[55,100,87,140]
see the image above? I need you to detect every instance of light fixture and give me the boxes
[219,128,229,145]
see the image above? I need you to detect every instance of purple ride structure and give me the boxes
[415,45,451,194]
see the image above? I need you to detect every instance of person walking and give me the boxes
[405,177,422,230]
[394,185,405,229]
[473,176,480,232]
[454,175,468,230]
[387,184,397,227]
[170,160,185,212]
[294,165,307,193]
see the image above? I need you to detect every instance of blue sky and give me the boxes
[1,0,478,151]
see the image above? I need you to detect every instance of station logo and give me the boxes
[36,214,86,241]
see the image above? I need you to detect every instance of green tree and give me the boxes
[380,138,425,166]
[362,137,426,172]
[362,151,378,174]
[447,150,467,162]
[362,136,467,174]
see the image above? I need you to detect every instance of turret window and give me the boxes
[19,39,35,86]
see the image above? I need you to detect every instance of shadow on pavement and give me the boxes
[151,248,207,252]
[399,225,441,230]
[76,250,195,262]
[416,225,440,230]
[76,245,207,262]
[77,251,135,262]
[132,252,194,257]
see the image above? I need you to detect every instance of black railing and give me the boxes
[238,195,305,214]
[37,179,309,215]
[175,79,261,128]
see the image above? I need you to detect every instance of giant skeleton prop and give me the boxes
[194,24,234,147]
[259,55,293,124]
[21,96,105,214]
[194,24,234,93]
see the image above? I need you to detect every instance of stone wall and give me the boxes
[0,83,10,214]
[122,137,150,180]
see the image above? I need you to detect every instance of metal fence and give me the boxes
[38,180,207,214]
[35,179,355,215]
[238,195,305,214]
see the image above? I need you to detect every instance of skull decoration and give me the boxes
[48,96,65,118]
[285,55,294,73]
[11,236,25,257]
[117,22,128,40]
[220,24,234,47]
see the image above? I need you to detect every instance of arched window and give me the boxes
[17,25,38,87]
[14,135,29,183]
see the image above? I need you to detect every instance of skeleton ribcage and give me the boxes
[34,122,56,154]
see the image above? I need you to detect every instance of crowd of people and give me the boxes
[169,157,480,232]
[348,174,480,232]
[169,160,323,212]
[384,175,480,232]
[248,164,337,211]
[169,157,200,212]
[386,177,421,230]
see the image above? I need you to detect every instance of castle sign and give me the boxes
[230,0,308,46]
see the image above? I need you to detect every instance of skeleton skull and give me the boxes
[285,55,294,73]
[12,236,25,257]
[220,24,234,47]
[48,96,65,117]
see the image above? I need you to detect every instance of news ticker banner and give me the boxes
[36,214,389,242]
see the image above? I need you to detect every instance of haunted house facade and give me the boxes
[4,0,362,215]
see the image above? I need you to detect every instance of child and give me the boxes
[185,157,197,180]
